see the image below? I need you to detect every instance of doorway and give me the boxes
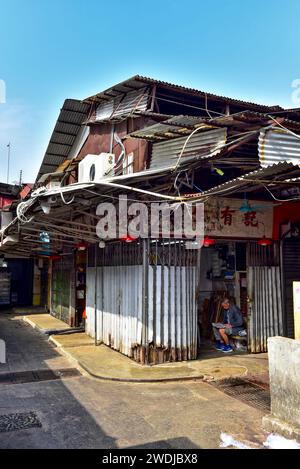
[197,241,248,353]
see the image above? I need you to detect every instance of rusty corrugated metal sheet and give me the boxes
[259,129,300,168]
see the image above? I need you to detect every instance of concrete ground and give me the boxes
[24,313,269,382]
[23,313,71,333]
[0,310,269,449]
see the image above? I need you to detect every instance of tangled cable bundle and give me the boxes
[16,199,36,224]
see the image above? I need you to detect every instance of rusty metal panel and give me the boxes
[259,129,300,167]
[150,128,227,170]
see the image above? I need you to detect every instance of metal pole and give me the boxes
[6,143,10,184]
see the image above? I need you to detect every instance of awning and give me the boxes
[192,161,300,199]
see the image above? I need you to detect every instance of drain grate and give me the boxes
[0,368,81,385]
[211,377,271,412]
[0,411,42,433]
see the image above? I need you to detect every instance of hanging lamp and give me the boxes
[203,236,216,247]
[257,236,273,246]
[120,235,136,243]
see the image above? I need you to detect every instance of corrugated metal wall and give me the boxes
[96,87,149,122]
[86,265,144,357]
[247,242,284,353]
[150,128,227,170]
[259,129,300,167]
[86,240,199,364]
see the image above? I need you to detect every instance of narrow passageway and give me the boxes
[0,311,268,449]
[0,310,73,373]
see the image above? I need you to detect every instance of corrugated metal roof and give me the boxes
[150,128,227,170]
[127,111,300,142]
[126,115,214,141]
[35,99,90,183]
[84,75,282,111]
[259,129,300,167]
[196,161,300,198]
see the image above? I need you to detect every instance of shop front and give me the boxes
[198,239,283,353]
[198,197,283,353]
[83,196,285,363]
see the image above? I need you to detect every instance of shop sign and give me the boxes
[205,198,273,238]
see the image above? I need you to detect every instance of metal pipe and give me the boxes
[110,123,115,154]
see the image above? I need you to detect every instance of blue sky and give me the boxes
[0,0,300,183]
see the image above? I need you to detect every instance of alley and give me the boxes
[0,311,267,449]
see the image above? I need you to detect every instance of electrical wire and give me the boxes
[60,190,75,205]
[173,126,261,173]
[81,188,197,206]
[89,179,184,201]
[204,93,213,119]
[267,115,300,140]
[16,199,36,224]
[263,184,300,202]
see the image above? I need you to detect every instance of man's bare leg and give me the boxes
[219,329,229,345]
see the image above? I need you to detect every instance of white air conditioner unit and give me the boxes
[78,153,115,183]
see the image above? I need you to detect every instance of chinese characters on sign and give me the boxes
[220,206,235,226]
[205,198,273,238]
[243,211,259,227]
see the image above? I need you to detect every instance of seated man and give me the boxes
[212,297,244,353]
